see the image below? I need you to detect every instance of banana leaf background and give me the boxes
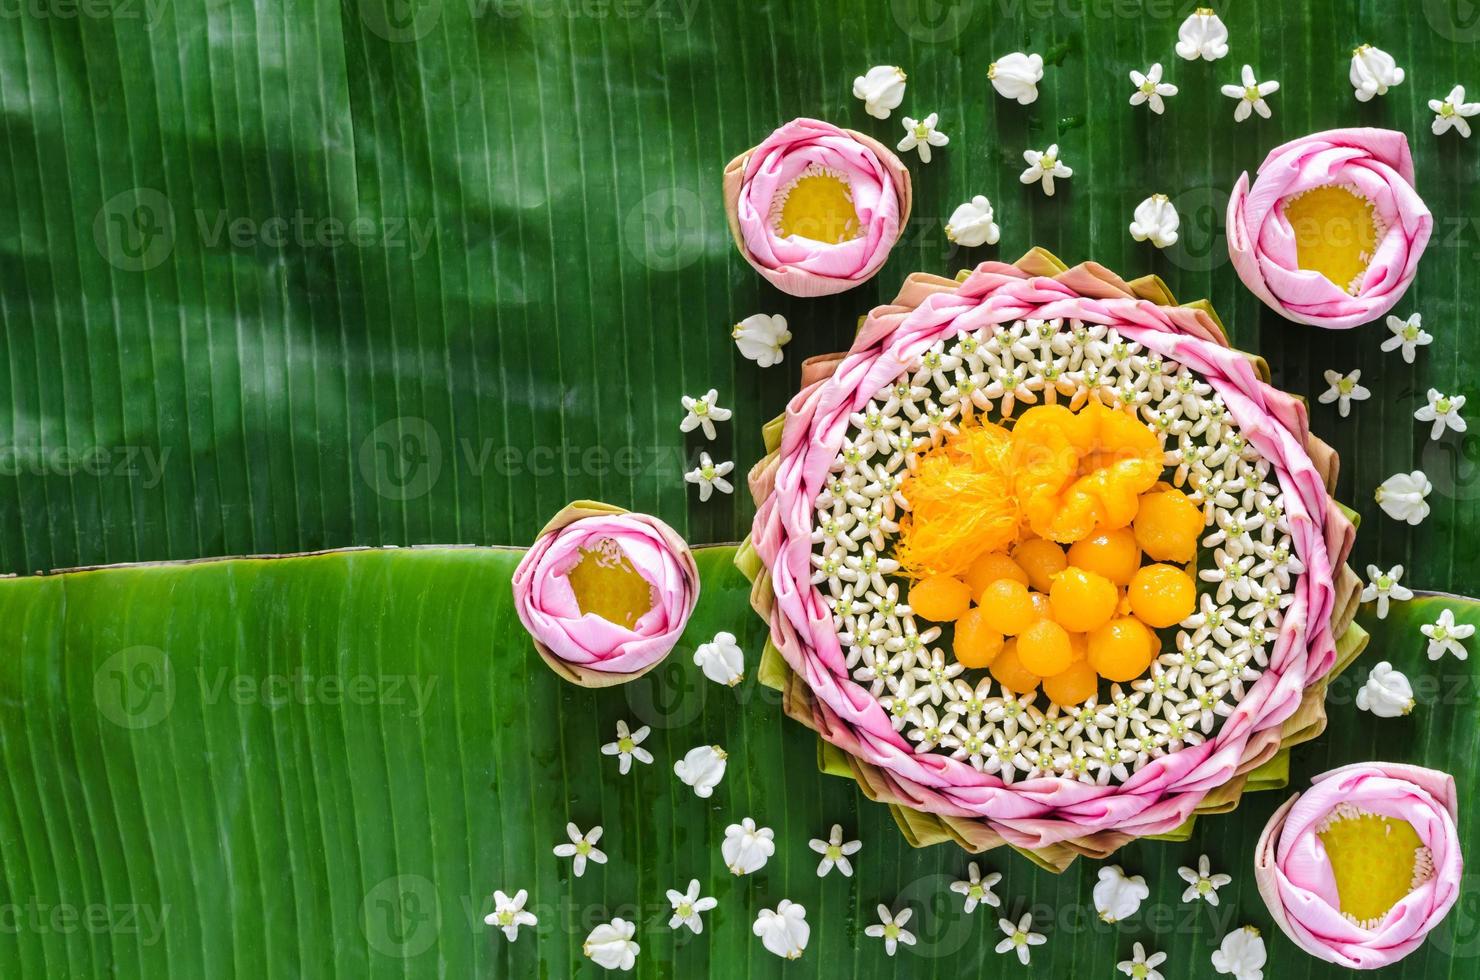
[2,0,1480,976]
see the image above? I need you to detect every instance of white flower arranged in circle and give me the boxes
[1382,312,1432,363]
[1350,44,1404,102]
[1422,609,1474,661]
[1129,194,1180,248]
[694,630,744,686]
[989,52,1044,104]
[1129,63,1178,114]
[1357,661,1415,718]
[1175,8,1229,61]
[485,889,537,941]
[897,113,949,163]
[1317,369,1369,418]
[1020,144,1073,196]
[722,817,775,875]
[1094,865,1150,922]
[673,744,728,797]
[1118,942,1168,980]
[685,452,733,502]
[853,65,907,120]
[600,720,653,774]
[808,823,861,877]
[1221,65,1279,121]
[865,904,916,957]
[1375,471,1432,526]
[945,195,1001,247]
[1415,389,1467,440]
[584,917,639,971]
[733,313,790,368]
[995,913,1046,965]
[1361,564,1413,619]
[553,822,607,877]
[1212,926,1268,980]
[1431,85,1480,138]
[1178,854,1232,905]
[666,879,717,934]
[950,861,1003,912]
[679,389,731,440]
[753,900,809,959]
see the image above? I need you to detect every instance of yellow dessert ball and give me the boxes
[1043,659,1099,707]
[1028,590,1053,621]
[990,639,1041,695]
[909,574,973,622]
[978,579,1037,636]
[1087,617,1155,682]
[1017,619,1073,677]
[953,608,1005,668]
[1012,538,1068,593]
[1066,528,1141,586]
[965,551,1030,597]
[1128,564,1198,628]
[1048,567,1118,633]
[1133,489,1204,563]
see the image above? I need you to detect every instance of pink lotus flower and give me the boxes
[723,118,912,297]
[1227,128,1431,329]
[512,501,699,686]
[1255,762,1463,969]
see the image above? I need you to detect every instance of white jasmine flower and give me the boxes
[807,823,861,877]
[853,65,907,119]
[1212,926,1267,980]
[1422,608,1474,661]
[679,389,731,440]
[666,879,717,933]
[1093,865,1150,922]
[1356,661,1415,718]
[989,51,1045,104]
[552,822,607,877]
[1176,8,1229,61]
[753,900,809,959]
[673,744,728,797]
[1431,85,1480,137]
[485,889,537,941]
[1415,389,1467,439]
[1178,854,1232,905]
[994,913,1046,965]
[722,816,775,875]
[1375,470,1432,525]
[1019,143,1073,196]
[897,112,949,163]
[584,917,639,971]
[694,631,744,686]
[1129,63,1178,113]
[1317,368,1369,418]
[945,195,1001,247]
[1361,564,1413,619]
[1118,942,1168,980]
[1350,44,1404,102]
[733,313,790,367]
[1381,312,1432,363]
[865,905,916,957]
[600,720,653,774]
[1129,194,1180,247]
[950,861,1002,912]
[685,452,734,502]
[1221,65,1279,121]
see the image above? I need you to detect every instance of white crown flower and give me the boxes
[808,823,862,877]
[1317,369,1370,419]
[1381,312,1432,363]
[865,905,917,957]
[1221,65,1279,121]
[584,917,639,971]
[485,889,537,942]
[1129,63,1178,114]
[945,195,1001,247]
[1130,194,1180,248]
[1020,144,1073,196]
[989,52,1044,104]
[1375,471,1432,526]
[1350,44,1404,102]
[853,65,907,120]
[897,113,949,163]
[694,630,745,686]
[666,879,717,934]
[1212,926,1267,980]
[733,313,791,368]
[753,900,809,959]
[1361,564,1414,619]
[1178,854,1232,905]
[1094,865,1149,922]
[1356,661,1414,718]
[1415,389,1466,440]
[1431,85,1480,138]
[1422,609,1474,661]
[600,720,653,774]
[673,744,728,797]
[722,816,775,875]
[950,861,1003,912]
[552,822,607,877]
[685,452,734,502]
[1175,8,1229,61]
[1118,943,1168,980]
[679,389,731,440]
[994,913,1046,965]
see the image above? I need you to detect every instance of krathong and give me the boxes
[724,118,912,298]
[1255,762,1462,969]
[1227,128,1431,329]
